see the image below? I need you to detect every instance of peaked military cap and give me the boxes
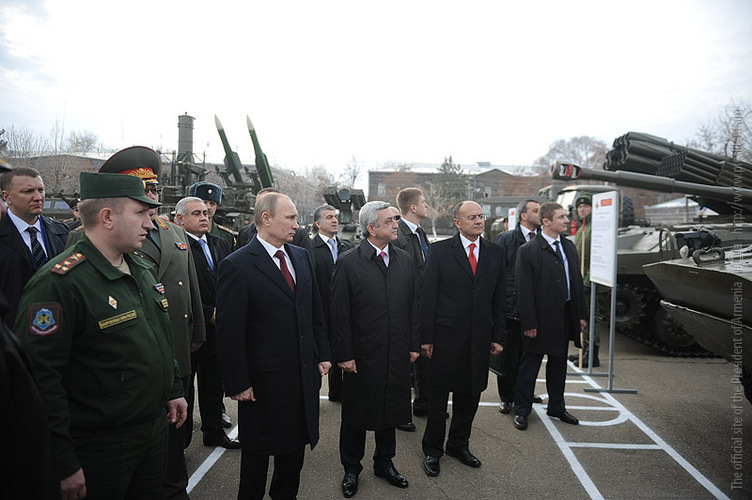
[0,158,11,173]
[80,172,161,208]
[189,181,222,204]
[100,146,161,182]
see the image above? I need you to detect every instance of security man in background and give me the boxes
[67,146,205,499]
[16,171,186,500]
[188,181,237,251]
[0,165,69,325]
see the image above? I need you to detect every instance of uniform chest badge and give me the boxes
[175,242,188,250]
[155,283,165,294]
[29,305,60,336]
[108,296,118,309]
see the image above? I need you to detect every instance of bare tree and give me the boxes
[0,124,51,161]
[688,98,752,162]
[67,130,101,153]
[427,156,466,236]
[534,136,609,169]
[340,155,362,187]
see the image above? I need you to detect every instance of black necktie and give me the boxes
[554,241,570,300]
[27,226,47,268]
[416,227,429,259]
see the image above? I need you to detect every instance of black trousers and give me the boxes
[412,355,433,414]
[238,447,305,500]
[513,351,567,417]
[339,421,396,474]
[328,364,343,400]
[187,339,225,441]
[161,376,190,500]
[422,390,481,457]
[496,318,523,403]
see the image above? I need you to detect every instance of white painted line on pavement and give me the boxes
[187,425,239,494]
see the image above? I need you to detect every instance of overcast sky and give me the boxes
[1,0,750,184]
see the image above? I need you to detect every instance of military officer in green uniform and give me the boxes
[16,172,187,500]
[568,194,600,367]
[189,181,237,251]
[67,146,206,498]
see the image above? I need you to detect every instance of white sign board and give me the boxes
[507,208,517,232]
[590,191,619,288]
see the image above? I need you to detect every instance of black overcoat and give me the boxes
[516,235,587,356]
[311,234,354,333]
[0,214,69,325]
[420,233,507,395]
[331,240,420,430]
[215,236,330,454]
[393,220,429,292]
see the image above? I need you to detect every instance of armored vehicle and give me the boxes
[551,148,752,356]
[313,186,366,243]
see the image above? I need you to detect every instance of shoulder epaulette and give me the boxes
[50,252,86,275]
[154,216,171,230]
[217,224,237,235]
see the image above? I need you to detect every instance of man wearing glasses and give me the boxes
[420,200,506,478]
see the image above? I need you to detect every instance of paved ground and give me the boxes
[184,332,751,499]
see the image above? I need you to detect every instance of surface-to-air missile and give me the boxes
[246,116,274,189]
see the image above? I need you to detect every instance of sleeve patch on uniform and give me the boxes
[50,253,86,275]
[98,310,137,330]
[29,305,61,336]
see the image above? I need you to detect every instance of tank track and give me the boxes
[596,284,719,358]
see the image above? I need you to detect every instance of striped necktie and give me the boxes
[27,226,47,268]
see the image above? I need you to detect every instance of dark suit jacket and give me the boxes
[189,233,230,343]
[420,233,506,394]
[311,234,354,333]
[215,235,330,455]
[331,240,419,430]
[393,220,429,292]
[494,225,538,320]
[0,214,69,325]
[516,235,587,356]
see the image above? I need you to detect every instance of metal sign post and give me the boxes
[583,191,636,394]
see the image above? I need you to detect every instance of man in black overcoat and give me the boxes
[311,203,354,402]
[493,199,542,414]
[215,193,331,500]
[0,166,69,325]
[175,196,239,449]
[513,202,587,431]
[331,201,420,498]
[393,188,432,426]
[420,200,506,477]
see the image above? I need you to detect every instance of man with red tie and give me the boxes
[215,192,331,500]
[420,200,506,477]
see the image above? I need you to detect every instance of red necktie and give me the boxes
[468,243,477,276]
[275,250,295,293]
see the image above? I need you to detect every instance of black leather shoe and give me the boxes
[341,472,358,498]
[547,410,579,425]
[396,422,416,432]
[533,396,543,404]
[203,434,241,449]
[446,448,481,468]
[513,414,528,431]
[374,466,408,488]
[498,401,513,414]
[221,412,232,428]
[423,456,440,477]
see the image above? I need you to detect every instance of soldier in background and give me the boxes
[568,194,599,367]
[16,171,186,499]
[189,181,237,251]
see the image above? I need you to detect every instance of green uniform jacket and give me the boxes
[68,217,206,378]
[15,235,183,480]
[211,221,237,252]
[574,213,592,287]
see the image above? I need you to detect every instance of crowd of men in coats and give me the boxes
[0,145,588,500]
